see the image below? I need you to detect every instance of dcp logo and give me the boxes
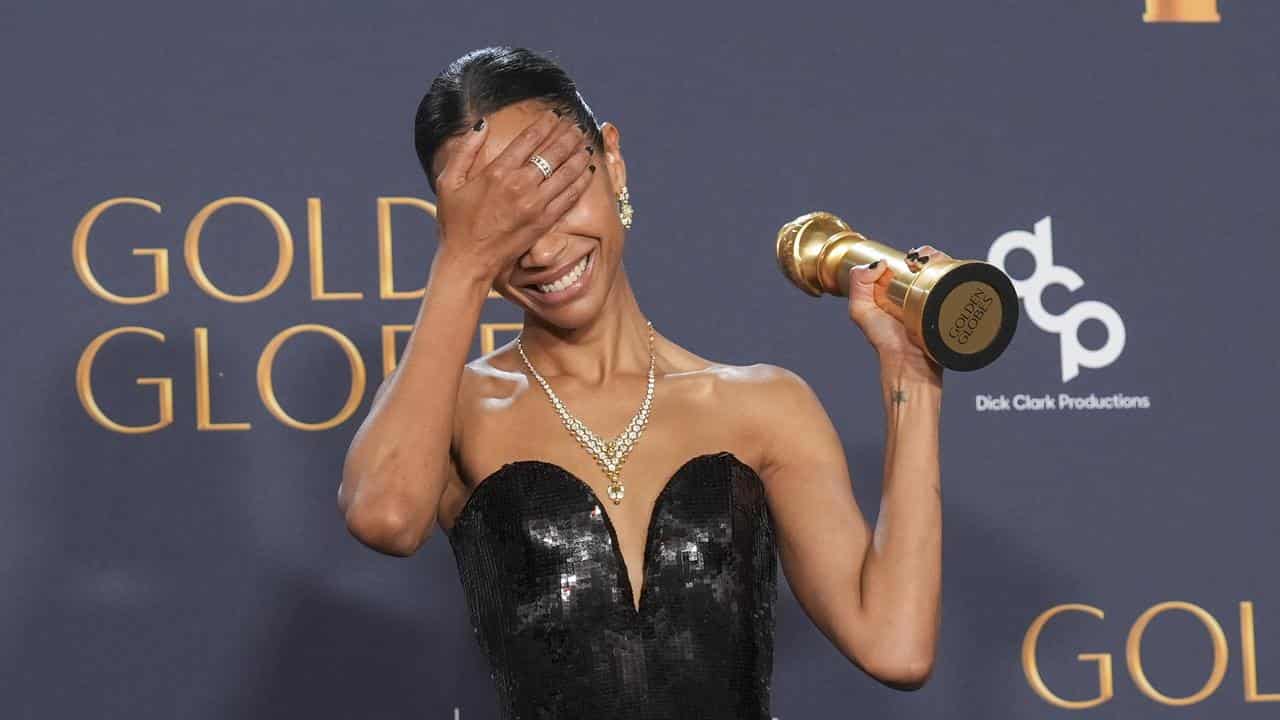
[988,216,1126,382]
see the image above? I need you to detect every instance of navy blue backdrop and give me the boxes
[3,1,1277,717]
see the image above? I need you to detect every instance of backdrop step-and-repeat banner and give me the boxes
[3,1,1276,718]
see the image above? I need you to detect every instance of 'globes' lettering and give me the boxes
[76,325,369,433]
[73,322,521,433]
[947,286,993,346]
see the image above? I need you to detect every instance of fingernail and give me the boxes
[472,117,485,131]
[906,251,918,260]
[589,164,596,172]
[868,260,880,269]
[919,255,930,263]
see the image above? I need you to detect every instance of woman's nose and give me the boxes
[520,232,569,269]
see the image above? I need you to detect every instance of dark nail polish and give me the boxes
[906,251,918,259]
[589,164,596,172]
[472,117,485,131]
[919,255,930,263]
[869,260,880,269]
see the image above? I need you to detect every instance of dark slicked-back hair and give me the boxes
[414,46,602,195]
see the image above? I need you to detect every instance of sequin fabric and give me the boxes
[444,450,777,719]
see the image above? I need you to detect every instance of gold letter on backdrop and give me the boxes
[185,196,293,303]
[1023,604,1113,709]
[258,324,366,430]
[1242,602,1280,702]
[307,197,363,301]
[76,326,174,433]
[375,195,503,300]
[377,197,436,300]
[1127,601,1228,706]
[194,328,251,432]
[73,197,169,304]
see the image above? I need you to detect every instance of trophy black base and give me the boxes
[919,261,1019,372]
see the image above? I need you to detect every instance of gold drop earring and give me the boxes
[617,186,634,229]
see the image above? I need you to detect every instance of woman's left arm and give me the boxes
[746,245,946,690]
[859,344,943,687]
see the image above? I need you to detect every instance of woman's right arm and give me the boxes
[337,108,593,556]
[337,248,491,557]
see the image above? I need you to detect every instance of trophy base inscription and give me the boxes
[918,261,1018,372]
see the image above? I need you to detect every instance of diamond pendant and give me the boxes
[604,467,625,504]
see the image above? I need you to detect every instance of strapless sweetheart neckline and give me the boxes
[445,449,777,717]
[452,450,760,615]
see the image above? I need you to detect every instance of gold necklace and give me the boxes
[515,320,656,505]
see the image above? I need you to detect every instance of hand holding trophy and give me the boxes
[775,211,1018,371]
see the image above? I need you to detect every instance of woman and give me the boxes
[338,46,944,718]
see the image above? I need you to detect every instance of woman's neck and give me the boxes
[516,268,654,386]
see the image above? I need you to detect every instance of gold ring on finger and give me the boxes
[528,153,553,179]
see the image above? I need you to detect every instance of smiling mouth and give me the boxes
[523,249,594,295]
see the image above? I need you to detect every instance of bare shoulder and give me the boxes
[705,361,837,477]
[709,361,822,411]
[709,361,808,388]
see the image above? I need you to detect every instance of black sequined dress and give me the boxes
[444,450,777,719]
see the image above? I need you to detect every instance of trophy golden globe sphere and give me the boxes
[775,211,1018,371]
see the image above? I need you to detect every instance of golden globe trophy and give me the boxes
[775,211,1018,371]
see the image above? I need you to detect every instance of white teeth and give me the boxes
[536,253,589,293]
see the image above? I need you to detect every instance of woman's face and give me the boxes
[436,99,628,330]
